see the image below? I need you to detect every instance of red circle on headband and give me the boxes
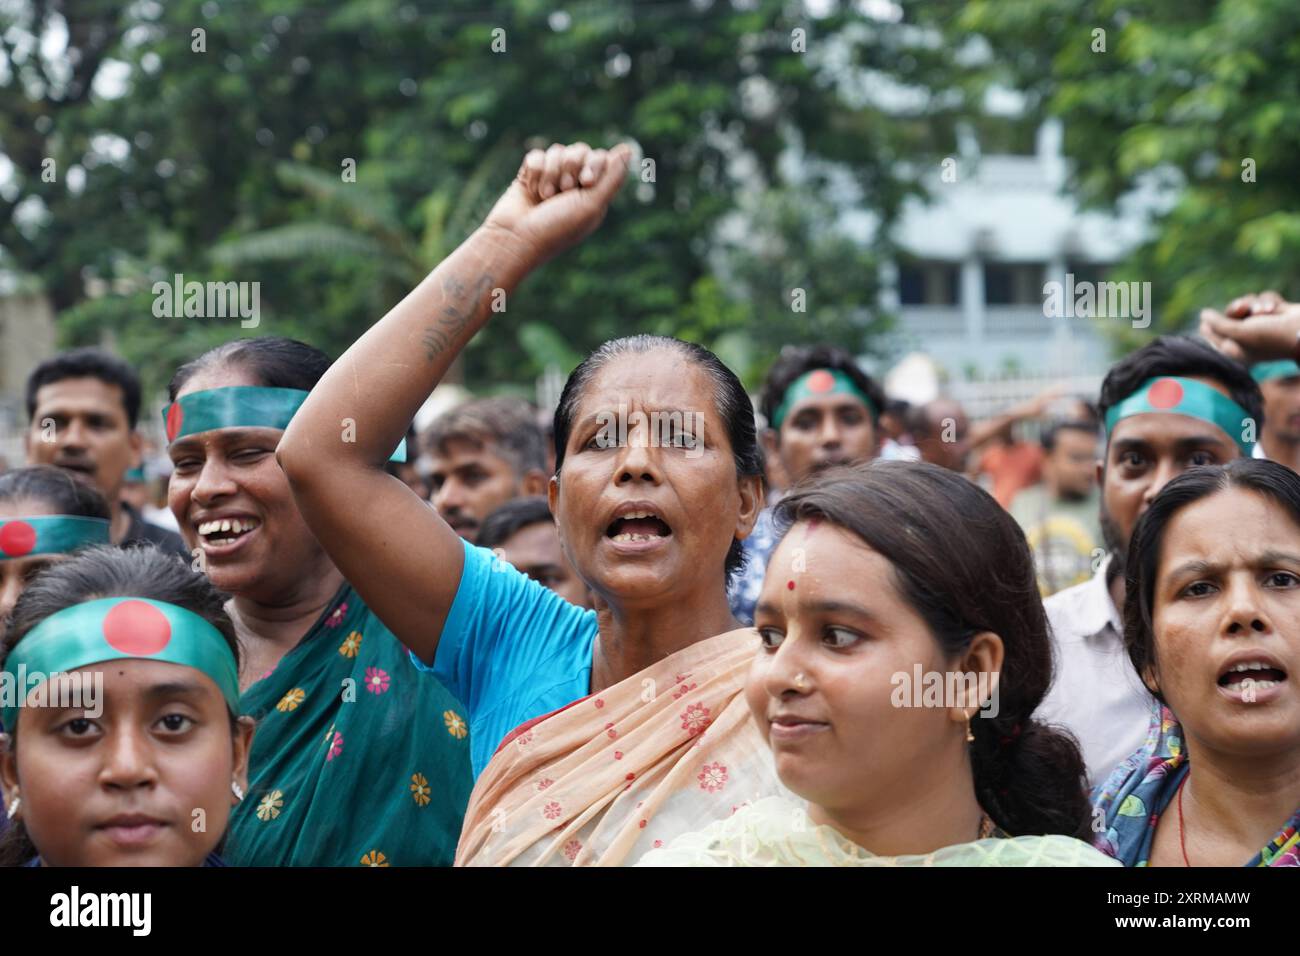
[807,370,835,393]
[102,600,173,656]
[1148,378,1183,410]
[0,521,36,557]
[165,402,184,442]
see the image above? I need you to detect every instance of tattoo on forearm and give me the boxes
[422,274,496,362]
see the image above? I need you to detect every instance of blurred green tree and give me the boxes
[3,0,930,395]
[928,0,1300,352]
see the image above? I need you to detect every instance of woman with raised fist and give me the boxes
[278,143,785,864]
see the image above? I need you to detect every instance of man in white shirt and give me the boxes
[1036,335,1263,787]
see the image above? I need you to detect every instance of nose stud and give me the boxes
[794,673,808,691]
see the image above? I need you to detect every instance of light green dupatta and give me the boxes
[226,584,473,866]
[637,796,1119,867]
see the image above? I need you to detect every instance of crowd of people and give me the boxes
[0,142,1296,867]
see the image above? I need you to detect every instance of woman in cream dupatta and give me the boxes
[639,463,1114,868]
[458,629,789,865]
[278,142,786,864]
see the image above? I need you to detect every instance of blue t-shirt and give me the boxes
[411,538,598,777]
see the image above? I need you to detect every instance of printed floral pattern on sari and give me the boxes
[364,666,390,694]
[338,631,362,658]
[680,702,711,736]
[456,629,793,866]
[698,762,728,793]
[276,688,306,712]
[227,584,473,866]
[256,789,284,821]
[326,731,344,762]
[444,710,468,739]
[411,773,431,807]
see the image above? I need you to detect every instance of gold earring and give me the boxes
[964,709,974,743]
[231,780,244,802]
[5,795,19,818]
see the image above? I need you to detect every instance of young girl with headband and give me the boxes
[0,466,112,626]
[0,546,254,866]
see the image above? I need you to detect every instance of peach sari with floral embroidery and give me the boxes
[455,628,792,866]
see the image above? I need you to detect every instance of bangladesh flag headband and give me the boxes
[1104,376,1255,456]
[1,597,241,730]
[163,386,407,462]
[0,516,110,561]
[1251,360,1300,384]
[771,369,876,430]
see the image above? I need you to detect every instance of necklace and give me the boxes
[1176,772,1192,867]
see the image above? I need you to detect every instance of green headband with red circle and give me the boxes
[1104,376,1255,456]
[1251,360,1300,384]
[771,369,876,430]
[1,597,240,730]
[163,386,407,462]
[0,516,110,561]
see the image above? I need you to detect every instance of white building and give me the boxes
[875,118,1157,381]
[0,291,57,466]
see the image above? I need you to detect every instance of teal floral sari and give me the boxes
[226,583,473,866]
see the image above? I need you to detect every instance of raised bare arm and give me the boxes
[278,142,632,661]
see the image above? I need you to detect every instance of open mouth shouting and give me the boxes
[1216,652,1289,703]
[604,501,673,551]
[194,513,262,554]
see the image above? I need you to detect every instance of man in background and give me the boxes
[477,496,592,609]
[1036,336,1262,785]
[729,344,886,624]
[1248,360,1300,470]
[425,396,548,543]
[24,347,187,557]
[1009,420,1102,597]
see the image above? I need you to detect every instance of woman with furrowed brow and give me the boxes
[277,142,800,865]
[1093,458,1300,867]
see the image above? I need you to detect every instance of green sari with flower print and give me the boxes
[225,583,473,866]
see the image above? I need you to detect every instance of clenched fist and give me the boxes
[1201,289,1300,365]
[483,141,633,268]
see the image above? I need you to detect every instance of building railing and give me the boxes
[893,305,966,338]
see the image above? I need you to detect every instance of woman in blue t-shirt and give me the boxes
[278,143,782,862]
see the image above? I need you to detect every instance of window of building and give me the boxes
[899,259,960,306]
[984,262,1045,305]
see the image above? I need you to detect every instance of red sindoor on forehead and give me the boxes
[102,600,173,656]
[0,520,36,557]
